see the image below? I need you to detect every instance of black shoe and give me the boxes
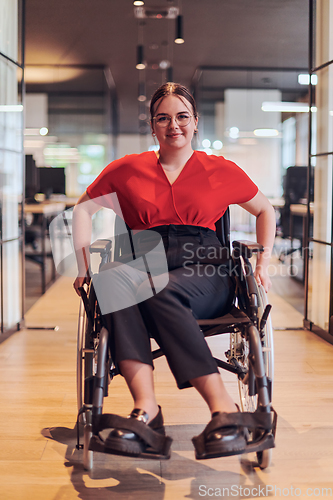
[109,406,165,441]
[192,411,247,459]
[102,405,172,459]
[206,410,246,447]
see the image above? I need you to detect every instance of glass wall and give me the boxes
[193,67,309,234]
[305,0,333,337]
[0,0,24,332]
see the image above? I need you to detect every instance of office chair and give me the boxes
[279,166,310,262]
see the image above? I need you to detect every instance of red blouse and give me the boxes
[86,150,258,231]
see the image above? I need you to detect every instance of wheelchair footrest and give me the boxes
[245,432,275,454]
[192,408,277,460]
[243,406,277,454]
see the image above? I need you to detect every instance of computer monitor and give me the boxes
[38,167,66,197]
[25,154,39,199]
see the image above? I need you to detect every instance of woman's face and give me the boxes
[151,94,198,151]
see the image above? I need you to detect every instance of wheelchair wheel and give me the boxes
[258,284,274,395]
[256,447,272,470]
[237,284,274,411]
[76,284,100,470]
[77,300,87,423]
[256,284,274,470]
[237,283,274,469]
[77,284,100,416]
[83,410,93,471]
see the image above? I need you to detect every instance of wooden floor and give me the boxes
[1,276,333,499]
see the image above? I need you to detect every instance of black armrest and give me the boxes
[232,240,264,259]
[89,239,112,255]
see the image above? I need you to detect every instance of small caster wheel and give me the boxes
[83,423,93,471]
[257,448,272,469]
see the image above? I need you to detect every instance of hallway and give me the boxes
[0,276,332,499]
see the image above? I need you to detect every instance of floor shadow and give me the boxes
[41,423,277,500]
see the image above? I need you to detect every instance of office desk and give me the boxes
[25,202,66,293]
[45,196,78,208]
[289,203,314,281]
[268,197,285,237]
[269,197,285,209]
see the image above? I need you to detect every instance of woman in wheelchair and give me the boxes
[73,82,276,461]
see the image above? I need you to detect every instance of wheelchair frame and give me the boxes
[76,219,276,471]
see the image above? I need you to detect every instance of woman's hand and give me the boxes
[254,264,271,293]
[239,191,276,294]
[72,191,100,297]
[73,275,91,296]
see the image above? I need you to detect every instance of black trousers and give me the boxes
[94,225,235,389]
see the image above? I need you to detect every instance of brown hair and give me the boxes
[150,82,198,122]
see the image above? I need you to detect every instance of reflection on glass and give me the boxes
[312,156,333,245]
[2,240,22,328]
[0,151,23,241]
[0,0,19,62]
[0,1,24,331]
[308,242,331,332]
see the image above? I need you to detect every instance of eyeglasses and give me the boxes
[153,113,193,128]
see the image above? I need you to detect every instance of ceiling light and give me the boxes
[253,129,279,137]
[298,74,318,85]
[262,101,312,113]
[136,45,146,70]
[159,60,171,70]
[24,128,42,136]
[44,147,78,157]
[213,140,223,150]
[138,82,146,101]
[133,1,144,5]
[229,127,239,139]
[175,15,184,44]
[39,127,48,136]
[0,104,23,112]
[134,6,179,19]
[202,139,211,148]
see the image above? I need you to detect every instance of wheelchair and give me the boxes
[75,211,276,471]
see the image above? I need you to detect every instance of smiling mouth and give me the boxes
[167,133,183,138]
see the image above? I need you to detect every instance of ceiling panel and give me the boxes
[25,0,309,133]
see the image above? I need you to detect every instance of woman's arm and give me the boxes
[72,191,101,295]
[238,190,276,292]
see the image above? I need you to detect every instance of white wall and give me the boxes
[222,89,282,198]
[25,94,48,129]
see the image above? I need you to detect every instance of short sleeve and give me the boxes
[86,157,125,210]
[219,157,258,205]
